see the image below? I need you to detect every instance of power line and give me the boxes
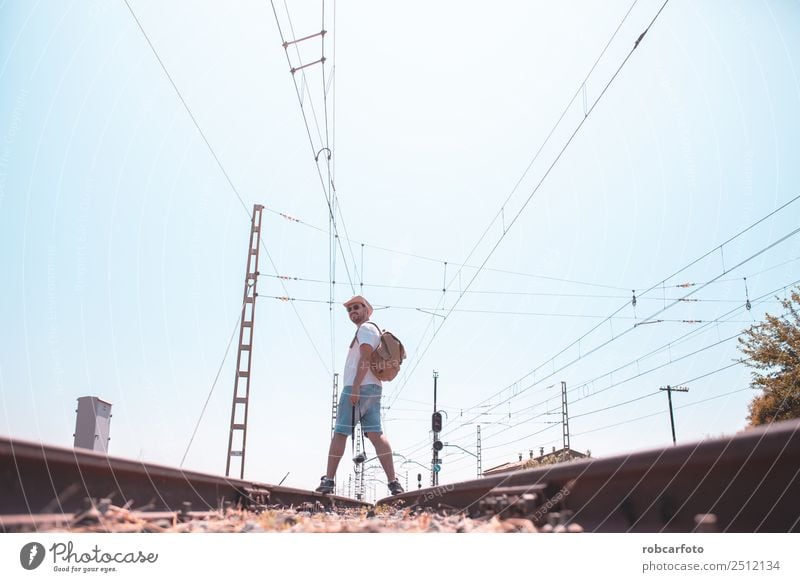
[401,221,800,457]
[437,0,640,305]
[424,198,800,444]
[263,197,800,293]
[450,278,796,449]
[399,277,799,460]
[268,0,360,294]
[437,279,795,461]
[257,293,758,322]
[572,373,750,438]
[124,0,331,377]
[180,314,241,466]
[261,269,794,303]
[378,1,650,411]
[385,0,672,411]
[445,362,750,474]
[123,0,250,216]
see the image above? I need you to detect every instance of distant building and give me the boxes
[73,396,112,453]
[482,446,589,477]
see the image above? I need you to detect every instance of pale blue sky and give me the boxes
[1,0,799,499]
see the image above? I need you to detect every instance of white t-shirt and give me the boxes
[343,321,382,387]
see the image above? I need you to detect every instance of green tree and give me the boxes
[738,287,800,426]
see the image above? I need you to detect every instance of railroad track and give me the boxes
[0,436,370,532]
[377,419,800,532]
[3,419,798,533]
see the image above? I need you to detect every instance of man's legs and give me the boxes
[325,432,348,479]
[366,431,396,482]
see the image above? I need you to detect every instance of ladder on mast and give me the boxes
[225,204,264,479]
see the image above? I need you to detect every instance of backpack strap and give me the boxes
[352,321,381,347]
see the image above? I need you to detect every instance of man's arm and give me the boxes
[350,343,374,404]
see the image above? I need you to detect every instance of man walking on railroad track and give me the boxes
[316,295,404,496]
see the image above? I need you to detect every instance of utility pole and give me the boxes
[660,385,689,445]
[225,204,264,478]
[476,424,482,478]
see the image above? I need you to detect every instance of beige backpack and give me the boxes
[355,322,407,382]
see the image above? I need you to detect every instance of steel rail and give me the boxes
[0,436,369,532]
[377,419,800,532]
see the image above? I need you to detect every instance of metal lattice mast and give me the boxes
[561,381,570,453]
[225,204,264,478]
[354,424,365,499]
[330,373,339,439]
[476,425,482,478]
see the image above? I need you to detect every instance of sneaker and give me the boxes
[388,479,404,495]
[315,476,335,494]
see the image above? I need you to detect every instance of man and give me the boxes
[316,295,404,496]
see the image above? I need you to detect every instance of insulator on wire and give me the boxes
[744,277,752,311]
[631,290,637,308]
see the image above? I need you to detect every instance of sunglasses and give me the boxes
[346,304,363,313]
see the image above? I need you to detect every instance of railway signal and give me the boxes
[432,412,443,432]
[432,371,442,486]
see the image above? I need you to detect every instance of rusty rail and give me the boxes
[0,436,369,532]
[378,419,800,532]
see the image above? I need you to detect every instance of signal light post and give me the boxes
[432,371,441,487]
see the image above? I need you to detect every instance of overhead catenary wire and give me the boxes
[572,377,751,438]
[385,0,673,411]
[264,0,344,373]
[268,0,360,294]
[434,0,640,307]
[375,1,650,411]
[321,0,337,373]
[256,293,759,322]
[455,277,796,448]
[445,361,753,474]
[433,279,796,463]
[262,196,800,293]
[420,195,800,445]
[399,275,800,461]
[427,273,797,468]
[124,0,331,377]
[261,268,793,303]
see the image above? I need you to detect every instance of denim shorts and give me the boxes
[334,384,382,435]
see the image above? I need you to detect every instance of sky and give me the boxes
[1,0,799,503]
